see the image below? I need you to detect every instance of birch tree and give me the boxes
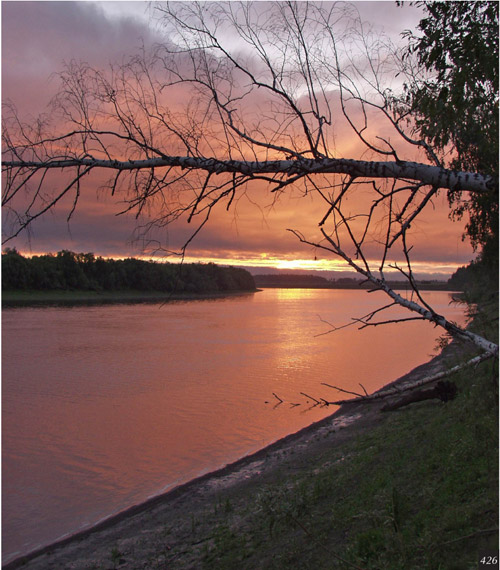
[2,1,498,361]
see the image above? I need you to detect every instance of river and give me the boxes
[2,288,466,564]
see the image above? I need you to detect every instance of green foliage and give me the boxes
[402,1,499,252]
[110,546,123,569]
[1,249,256,294]
[448,250,498,300]
[198,298,498,570]
[202,355,498,569]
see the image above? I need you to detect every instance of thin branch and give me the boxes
[324,351,496,406]
[321,383,365,399]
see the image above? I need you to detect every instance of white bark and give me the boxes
[325,351,495,406]
[3,156,495,194]
[2,0,497,367]
[382,287,498,355]
[292,228,499,357]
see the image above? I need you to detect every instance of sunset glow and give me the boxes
[1,1,475,279]
[2,3,497,566]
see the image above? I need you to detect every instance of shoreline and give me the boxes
[2,287,462,308]
[3,340,468,570]
[1,288,259,308]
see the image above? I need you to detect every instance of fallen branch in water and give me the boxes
[323,351,495,406]
[321,384,366,399]
[300,392,321,405]
[272,393,283,405]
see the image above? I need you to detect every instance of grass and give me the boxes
[196,358,497,569]
[182,297,498,570]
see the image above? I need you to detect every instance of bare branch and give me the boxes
[2,1,497,366]
[324,351,496,406]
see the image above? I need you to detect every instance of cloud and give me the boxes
[4,171,472,275]
[354,1,425,37]
[1,1,474,278]
[2,1,159,114]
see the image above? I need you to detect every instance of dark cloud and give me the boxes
[2,1,159,114]
[2,1,155,65]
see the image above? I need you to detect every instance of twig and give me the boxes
[439,527,498,546]
[300,392,321,405]
[321,383,365,398]
[359,383,369,396]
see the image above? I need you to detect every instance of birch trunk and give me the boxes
[3,156,496,194]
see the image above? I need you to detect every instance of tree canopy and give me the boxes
[401,0,499,251]
[1,248,255,294]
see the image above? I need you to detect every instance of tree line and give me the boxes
[1,249,256,294]
[446,251,498,299]
[253,274,456,291]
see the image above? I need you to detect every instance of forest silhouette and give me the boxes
[1,249,256,294]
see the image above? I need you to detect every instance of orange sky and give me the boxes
[1,1,475,279]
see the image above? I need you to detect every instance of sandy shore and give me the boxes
[3,343,465,570]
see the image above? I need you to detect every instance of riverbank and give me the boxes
[1,288,258,307]
[4,336,497,569]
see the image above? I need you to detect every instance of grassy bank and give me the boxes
[192,361,498,569]
[195,299,498,570]
[5,296,498,570]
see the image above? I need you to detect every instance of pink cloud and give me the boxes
[1,2,474,278]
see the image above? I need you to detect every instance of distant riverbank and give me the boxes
[1,250,257,303]
[1,288,258,307]
[253,273,459,290]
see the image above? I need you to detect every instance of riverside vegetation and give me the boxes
[1,249,256,303]
[253,274,457,291]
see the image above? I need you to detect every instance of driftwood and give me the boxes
[269,352,493,411]
[322,351,494,408]
[381,380,457,412]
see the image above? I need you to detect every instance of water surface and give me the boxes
[2,288,466,563]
